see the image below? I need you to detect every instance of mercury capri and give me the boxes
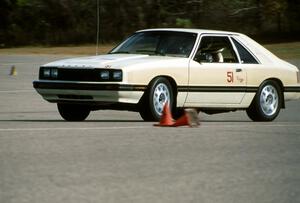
[33,28,300,121]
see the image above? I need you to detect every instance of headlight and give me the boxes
[43,68,51,78]
[40,67,58,79]
[100,70,110,80]
[112,70,122,81]
[51,68,58,78]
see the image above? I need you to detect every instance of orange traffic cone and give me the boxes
[172,108,200,127]
[154,103,175,127]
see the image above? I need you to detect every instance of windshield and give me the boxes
[110,31,197,58]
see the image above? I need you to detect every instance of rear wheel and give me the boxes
[246,80,282,121]
[139,77,174,121]
[57,103,90,121]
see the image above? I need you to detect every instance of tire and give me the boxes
[246,80,282,121]
[57,103,90,121]
[139,77,174,121]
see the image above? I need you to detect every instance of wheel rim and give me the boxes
[259,85,278,116]
[153,83,170,116]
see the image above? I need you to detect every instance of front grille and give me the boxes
[58,68,100,81]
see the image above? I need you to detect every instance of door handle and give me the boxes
[236,68,242,72]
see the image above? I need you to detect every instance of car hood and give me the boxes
[43,54,184,69]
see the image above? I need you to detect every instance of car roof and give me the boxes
[137,28,240,36]
[137,28,286,65]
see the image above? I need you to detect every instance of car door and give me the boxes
[185,35,246,107]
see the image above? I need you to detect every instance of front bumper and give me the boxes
[33,80,146,104]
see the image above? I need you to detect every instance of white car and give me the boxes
[33,28,300,121]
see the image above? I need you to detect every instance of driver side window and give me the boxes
[194,36,238,63]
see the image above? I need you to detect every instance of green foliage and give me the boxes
[0,0,299,47]
[175,18,193,28]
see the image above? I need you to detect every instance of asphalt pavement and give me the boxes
[0,55,300,203]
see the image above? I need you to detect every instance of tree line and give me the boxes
[0,0,299,47]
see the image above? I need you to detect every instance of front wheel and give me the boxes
[57,103,90,121]
[246,80,282,121]
[139,77,174,121]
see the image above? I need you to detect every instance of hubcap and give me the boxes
[260,85,278,116]
[153,83,170,116]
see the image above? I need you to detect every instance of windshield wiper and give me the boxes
[135,50,165,56]
[109,51,130,54]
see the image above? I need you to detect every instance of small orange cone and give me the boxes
[172,108,200,127]
[154,103,175,127]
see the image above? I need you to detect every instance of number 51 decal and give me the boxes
[227,71,234,83]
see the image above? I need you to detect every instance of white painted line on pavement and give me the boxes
[0,123,299,132]
[0,126,151,132]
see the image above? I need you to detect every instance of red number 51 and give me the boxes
[227,71,234,83]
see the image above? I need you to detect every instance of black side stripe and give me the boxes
[177,86,258,92]
[34,81,259,92]
[284,87,300,92]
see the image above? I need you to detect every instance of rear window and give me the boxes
[232,38,259,64]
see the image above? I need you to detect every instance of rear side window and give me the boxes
[232,38,258,64]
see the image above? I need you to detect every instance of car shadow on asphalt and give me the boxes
[200,120,250,122]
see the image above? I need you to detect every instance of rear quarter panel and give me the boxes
[246,64,298,87]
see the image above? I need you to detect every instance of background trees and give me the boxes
[0,0,299,47]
